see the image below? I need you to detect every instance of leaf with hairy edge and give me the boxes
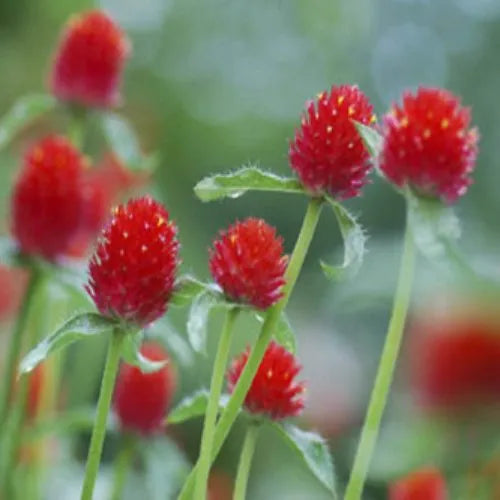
[353,121,383,160]
[0,94,57,151]
[194,166,304,202]
[170,275,213,307]
[321,198,366,281]
[167,390,231,424]
[19,313,117,374]
[256,312,296,354]
[270,423,337,495]
[121,332,167,373]
[186,292,217,354]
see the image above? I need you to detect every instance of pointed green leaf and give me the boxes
[186,292,216,354]
[353,121,383,160]
[321,198,366,280]
[170,275,212,307]
[0,94,57,151]
[19,313,117,374]
[168,390,210,424]
[257,312,296,354]
[270,423,336,495]
[194,166,304,202]
[122,332,168,373]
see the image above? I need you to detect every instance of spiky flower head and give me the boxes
[113,342,176,435]
[86,196,179,326]
[288,84,376,199]
[380,87,478,202]
[50,9,130,108]
[227,341,305,420]
[389,467,447,500]
[11,135,86,260]
[209,218,287,310]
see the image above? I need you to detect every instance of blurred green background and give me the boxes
[2,0,500,498]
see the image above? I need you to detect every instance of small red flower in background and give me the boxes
[389,467,447,500]
[27,364,45,421]
[380,87,478,202]
[410,312,500,411]
[289,84,375,199]
[227,341,305,420]
[50,10,130,108]
[207,470,233,500]
[113,342,176,435]
[0,266,28,321]
[86,196,179,326]
[11,135,86,260]
[209,218,287,310]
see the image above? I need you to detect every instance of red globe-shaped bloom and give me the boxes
[11,135,86,260]
[389,467,447,500]
[114,342,176,435]
[380,87,478,203]
[289,84,376,199]
[86,196,179,326]
[209,218,287,310]
[227,341,305,420]
[50,10,130,108]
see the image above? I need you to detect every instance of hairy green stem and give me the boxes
[81,330,125,500]
[110,434,135,500]
[233,423,260,500]
[193,307,239,500]
[178,198,323,500]
[344,215,415,500]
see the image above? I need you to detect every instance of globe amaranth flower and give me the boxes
[11,135,86,260]
[113,342,176,434]
[86,196,179,326]
[209,218,287,310]
[380,87,478,203]
[227,341,305,420]
[389,467,447,500]
[50,10,130,108]
[289,84,376,199]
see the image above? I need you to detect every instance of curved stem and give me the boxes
[178,198,323,500]
[344,213,416,500]
[193,307,240,500]
[233,423,260,500]
[81,330,125,500]
[110,434,135,500]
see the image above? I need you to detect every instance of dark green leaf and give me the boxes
[270,423,336,495]
[257,312,296,354]
[321,198,366,280]
[0,94,56,151]
[167,390,230,424]
[170,275,212,307]
[353,121,383,160]
[122,332,168,373]
[19,313,117,374]
[194,166,304,202]
[186,292,216,353]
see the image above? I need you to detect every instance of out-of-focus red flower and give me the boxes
[209,218,287,310]
[27,364,45,421]
[227,341,305,420]
[207,470,233,500]
[11,135,86,260]
[380,87,478,203]
[113,342,176,435]
[389,467,447,500]
[50,10,130,108]
[0,266,28,322]
[86,196,179,326]
[289,84,375,199]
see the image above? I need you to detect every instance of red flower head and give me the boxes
[410,312,500,411]
[114,342,176,435]
[389,467,447,500]
[11,135,86,260]
[288,84,376,199]
[208,471,233,500]
[50,10,130,108]
[86,196,179,326]
[227,341,305,420]
[209,218,287,310]
[380,87,478,203]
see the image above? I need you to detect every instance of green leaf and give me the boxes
[0,236,21,267]
[0,94,56,151]
[270,423,336,495]
[170,275,212,307]
[321,198,366,280]
[257,312,296,354]
[194,166,304,202]
[19,313,117,375]
[121,332,168,373]
[406,190,461,260]
[186,292,216,354]
[353,121,383,160]
[167,390,230,424]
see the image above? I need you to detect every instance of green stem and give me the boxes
[178,198,323,500]
[233,423,260,500]
[68,106,87,150]
[81,330,125,500]
[0,269,40,426]
[110,434,135,500]
[193,307,240,500]
[344,213,416,500]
